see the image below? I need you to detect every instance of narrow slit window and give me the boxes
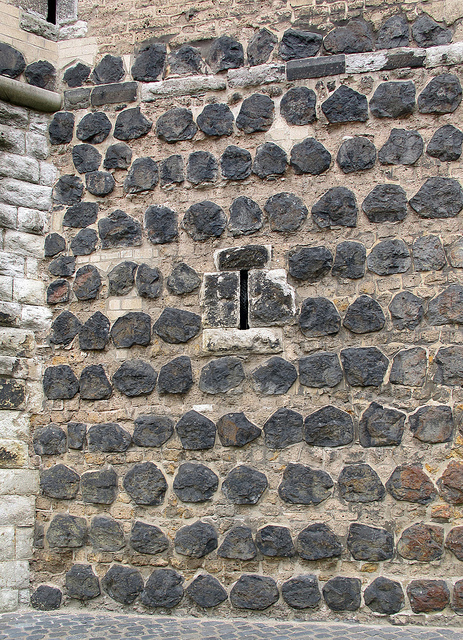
[47,0,57,24]
[239,270,249,330]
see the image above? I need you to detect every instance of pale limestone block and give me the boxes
[4,230,44,258]
[0,103,28,129]
[17,207,46,235]
[0,153,40,184]
[0,276,13,302]
[0,588,18,612]
[13,278,46,306]
[0,412,29,440]
[0,527,15,561]
[0,560,29,588]
[202,327,283,355]
[39,162,58,187]
[141,75,226,101]
[0,496,34,526]
[426,42,463,68]
[0,203,17,229]
[20,304,52,330]
[0,251,25,278]
[227,64,285,88]
[0,356,28,379]
[0,329,35,356]
[25,132,49,161]
[0,125,25,155]
[0,178,52,211]
[345,51,388,73]
[0,441,28,468]
[15,526,33,560]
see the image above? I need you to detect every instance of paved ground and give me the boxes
[0,612,462,640]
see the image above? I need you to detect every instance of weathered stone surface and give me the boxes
[339,464,385,502]
[247,28,277,66]
[438,461,463,504]
[72,144,101,174]
[228,197,263,237]
[0,42,26,78]
[130,521,169,554]
[264,193,307,232]
[141,568,183,608]
[304,405,353,447]
[113,360,157,397]
[298,297,341,337]
[76,112,111,144]
[64,62,91,88]
[67,422,86,450]
[367,239,411,275]
[49,111,75,145]
[49,310,80,345]
[390,347,427,386]
[79,364,112,400]
[187,151,218,185]
[108,261,137,296]
[92,82,138,107]
[324,19,373,54]
[81,468,118,504]
[445,527,463,560]
[364,577,404,615]
[25,60,56,90]
[389,291,423,329]
[85,170,115,196]
[428,284,463,326]
[166,263,200,295]
[114,107,152,141]
[434,346,463,386]
[413,235,447,272]
[133,415,174,447]
[412,177,463,219]
[249,269,295,326]
[187,574,227,608]
[299,353,343,389]
[223,465,267,504]
[297,523,342,560]
[124,157,158,193]
[102,565,144,605]
[216,245,269,270]
[87,423,131,452]
[369,81,415,118]
[89,515,124,551]
[376,14,410,49]
[347,523,393,561]
[359,402,405,447]
[418,74,462,114]
[378,128,423,165]
[398,523,444,561]
[132,43,166,82]
[288,246,333,281]
[168,45,203,75]
[312,187,358,228]
[202,272,239,329]
[63,202,98,229]
[252,357,297,395]
[282,575,321,609]
[412,14,452,47]
[47,279,71,304]
[99,209,142,248]
[110,312,151,348]
[135,264,162,299]
[387,464,436,504]
[199,356,245,393]
[92,54,124,84]
[31,586,62,611]
[253,142,287,180]
[40,464,80,500]
[221,146,252,181]
[278,463,333,504]
[323,577,361,612]
[79,311,110,350]
[33,425,66,456]
[256,525,295,557]
[64,87,91,110]
[145,205,178,245]
[321,85,368,124]
[45,233,65,257]
[263,408,303,449]
[157,356,193,395]
[73,264,101,300]
[407,580,450,613]
[332,241,365,279]
[454,580,463,612]
[65,565,100,601]
[343,295,385,334]
[123,462,167,505]
[104,142,132,170]
[156,108,196,142]
[183,200,226,241]
[427,124,463,161]
[362,184,408,223]
[197,103,234,137]
[218,526,257,560]
[153,308,201,344]
[281,87,316,126]
[279,29,322,59]
[43,365,79,400]
[173,463,218,502]
[230,575,278,610]
[337,136,376,173]
[208,36,244,73]
[46,513,87,548]
[176,410,216,450]
[52,175,83,205]
[237,94,274,133]
[290,138,331,175]
[410,405,453,443]
[175,521,218,558]
[0,378,24,410]
[217,412,261,447]
[160,154,184,186]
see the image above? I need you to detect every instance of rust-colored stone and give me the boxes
[407,579,450,613]
[445,526,463,560]
[386,464,437,504]
[438,461,463,504]
[453,580,463,613]
[397,522,444,562]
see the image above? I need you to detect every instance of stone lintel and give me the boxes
[286,55,345,80]
[202,328,283,355]
[227,64,285,88]
[141,76,226,101]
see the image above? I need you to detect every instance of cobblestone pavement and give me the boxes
[0,612,463,640]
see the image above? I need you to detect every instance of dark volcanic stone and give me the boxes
[299,297,341,337]
[49,112,75,145]
[76,112,111,144]
[359,402,406,447]
[208,35,244,73]
[25,60,56,90]
[123,461,167,505]
[297,523,342,560]
[89,515,124,551]
[87,423,131,452]
[418,74,462,114]
[113,359,157,397]
[389,291,423,329]
[197,103,234,137]
[323,577,361,612]
[378,128,423,165]
[166,263,200,295]
[376,14,410,49]
[156,107,196,142]
[33,425,66,456]
[398,522,444,562]
[299,353,343,388]
[364,577,404,615]
[0,42,26,78]
[217,245,269,270]
[410,177,463,219]
[332,241,366,279]
[438,461,463,504]
[386,464,437,504]
[281,87,316,126]
[47,279,70,304]
[92,54,124,84]
[290,138,331,175]
[247,28,277,66]
[187,574,227,608]
[199,357,245,394]
[282,575,321,609]
[252,357,297,395]
[434,346,463,386]
[347,523,393,561]
[339,464,385,502]
[70,228,98,256]
[230,575,278,610]
[218,526,257,560]
[124,157,158,193]
[153,308,201,344]
[409,405,453,443]
[81,468,118,504]
[79,364,112,400]
[367,239,411,275]
[133,415,174,447]
[412,13,452,47]
[337,136,377,173]
[288,246,333,281]
[132,43,166,82]
[0,378,25,411]
[66,565,100,600]
[160,155,184,186]
[130,521,169,554]
[228,196,263,235]
[446,527,463,560]
[454,581,463,612]
[46,513,87,548]
[40,464,80,500]
[252,142,287,180]
[279,29,322,60]
[217,412,261,446]
[64,62,91,88]
[304,405,353,447]
[236,94,274,133]
[141,569,183,609]
[263,408,303,449]
[63,202,98,228]
[264,192,307,231]
[312,187,358,228]
[407,579,450,613]
[370,81,415,118]
[176,410,216,450]
[49,310,80,345]
[173,463,218,502]
[390,347,427,386]
[278,463,333,504]
[31,586,62,611]
[72,144,101,174]
[102,565,144,605]
[187,151,218,184]
[45,233,65,257]
[175,521,218,558]
[114,107,152,140]
[67,422,86,450]
[73,264,101,300]
[158,356,193,394]
[110,311,151,348]
[221,146,252,181]
[343,295,385,334]
[321,85,368,124]
[256,525,295,557]
[362,184,408,223]
[427,124,463,161]
[168,45,203,75]
[104,142,132,169]
[324,20,374,54]
[108,261,137,296]
[43,365,78,400]
[52,175,83,205]
[222,465,268,504]
[136,264,162,299]
[145,205,178,244]
[79,311,110,350]
[85,170,115,196]
[183,200,226,241]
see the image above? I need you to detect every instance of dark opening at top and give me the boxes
[239,270,249,330]
[47,0,57,24]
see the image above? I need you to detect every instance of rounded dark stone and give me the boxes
[347,523,394,561]
[386,464,437,504]
[434,346,463,387]
[145,204,178,245]
[72,144,101,174]
[175,521,218,558]
[102,565,144,605]
[25,60,56,90]
[256,525,295,557]
[290,138,331,175]
[182,200,226,241]
[252,357,297,395]
[141,569,183,608]
[299,353,343,388]
[264,192,307,232]
[130,521,169,554]
[337,136,376,173]
[110,311,151,348]
[339,463,386,502]
[323,577,361,612]
[454,580,463,612]
[123,461,167,506]
[89,515,124,551]
[362,184,408,223]
[222,465,268,504]
[187,574,227,608]
[33,425,66,456]
[367,239,411,275]
[412,13,452,47]
[49,111,75,145]
[124,157,158,193]
[49,310,81,345]
[343,295,385,334]
[364,577,405,615]
[409,405,453,443]
[157,356,193,395]
[282,575,321,610]
[87,423,131,452]
[321,85,368,124]
[31,586,62,611]
[113,359,157,397]
[312,186,358,228]
[410,177,463,219]
[199,356,245,394]
[45,233,65,257]
[43,365,78,400]
[207,35,244,73]
[418,74,462,114]
[65,565,100,601]
[81,468,118,504]
[187,151,218,185]
[70,228,98,256]
[376,14,410,49]
[217,412,261,446]
[104,142,132,170]
[438,461,463,504]
[63,202,98,228]
[0,42,26,78]
[92,54,124,83]
[398,523,444,562]
[341,347,389,387]
[247,28,277,66]
[390,346,427,387]
[230,575,279,610]
[446,526,463,561]
[279,28,322,59]
[67,422,86,450]
[131,43,166,81]
[114,107,152,141]
[236,93,274,133]
[197,103,234,137]
[108,261,137,296]
[79,311,110,350]
[136,264,162,299]
[359,401,406,447]
[324,19,374,54]
[427,273,463,315]
[85,170,115,196]
[73,264,101,300]
[299,297,341,338]
[79,364,112,400]
[252,142,287,180]
[228,196,263,236]
[160,154,184,186]
[304,405,354,447]
[278,463,333,505]
[332,241,366,279]
[389,291,423,329]
[133,415,174,447]
[156,107,196,143]
[427,124,463,162]
[153,307,201,344]
[221,146,252,181]
[379,128,423,165]
[63,62,91,87]
[76,112,111,144]
[370,81,416,118]
[297,523,342,560]
[46,514,87,548]
[218,526,257,560]
[173,463,218,503]
[288,246,333,281]
[166,263,200,295]
[40,464,80,500]
[47,279,70,305]
[52,175,83,205]
[175,410,216,450]
[281,87,316,126]
[168,45,203,75]
[263,408,303,449]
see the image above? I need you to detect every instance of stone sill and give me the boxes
[202,328,283,355]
